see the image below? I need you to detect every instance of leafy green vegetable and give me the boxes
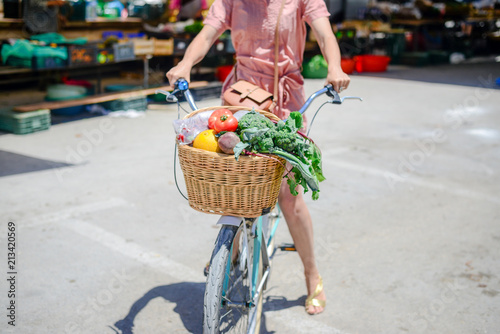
[235,110,325,199]
[237,110,275,130]
[270,148,320,195]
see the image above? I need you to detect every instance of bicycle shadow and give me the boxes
[113,282,205,334]
[111,282,292,334]
[259,294,306,334]
[263,294,305,313]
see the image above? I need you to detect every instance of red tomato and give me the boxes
[214,114,238,133]
[208,109,238,133]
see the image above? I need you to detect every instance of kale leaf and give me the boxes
[235,110,325,200]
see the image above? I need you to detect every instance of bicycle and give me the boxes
[158,79,361,334]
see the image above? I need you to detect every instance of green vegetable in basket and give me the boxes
[234,110,325,200]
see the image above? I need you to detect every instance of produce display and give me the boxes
[175,108,325,200]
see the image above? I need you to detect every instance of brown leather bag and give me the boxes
[222,0,285,112]
[223,80,275,111]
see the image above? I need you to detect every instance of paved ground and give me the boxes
[355,58,500,90]
[0,74,499,334]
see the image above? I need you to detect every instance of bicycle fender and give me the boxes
[216,215,244,227]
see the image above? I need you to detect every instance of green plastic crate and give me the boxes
[385,32,406,65]
[0,109,50,135]
[101,96,148,111]
[100,84,148,111]
[428,50,450,65]
[32,46,68,70]
[400,52,430,67]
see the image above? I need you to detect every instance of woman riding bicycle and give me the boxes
[167,0,350,315]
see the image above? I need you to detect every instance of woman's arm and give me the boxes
[310,17,350,93]
[166,24,220,86]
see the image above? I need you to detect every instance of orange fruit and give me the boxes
[193,129,221,152]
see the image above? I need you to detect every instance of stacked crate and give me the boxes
[0,109,51,135]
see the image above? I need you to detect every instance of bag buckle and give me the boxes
[240,86,259,99]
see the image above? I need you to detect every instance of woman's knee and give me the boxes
[279,187,305,216]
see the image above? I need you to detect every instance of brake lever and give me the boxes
[325,84,363,104]
[157,78,188,101]
[325,84,342,104]
[340,96,363,103]
[155,78,198,111]
[155,89,178,102]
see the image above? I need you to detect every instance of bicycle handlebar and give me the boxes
[155,78,198,111]
[297,84,363,114]
[157,79,362,114]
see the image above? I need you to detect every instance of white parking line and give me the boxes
[21,196,201,281]
[66,218,348,334]
[329,160,500,204]
[22,197,350,333]
[64,218,202,282]
[22,197,130,228]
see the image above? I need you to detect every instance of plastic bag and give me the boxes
[233,109,251,121]
[172,110,214,144]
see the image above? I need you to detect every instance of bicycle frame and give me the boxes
[160,79,361,333]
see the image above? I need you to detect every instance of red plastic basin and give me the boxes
[341,58,356,74]
[216,65,234,82]
[354,55,391,73]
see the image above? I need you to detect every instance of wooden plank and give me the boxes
[0,18,23,24]
[0,67,33,75]
[390,19,444,26]
[63,18,143,30]
[13,81,209,113]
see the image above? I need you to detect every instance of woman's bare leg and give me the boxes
[278,182,326,315]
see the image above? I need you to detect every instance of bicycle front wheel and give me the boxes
[203,222,262,334]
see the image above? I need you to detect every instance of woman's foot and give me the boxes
[305,274,326,315]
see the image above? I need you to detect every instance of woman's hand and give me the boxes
[326,65,350,93]
[166,60,193,88]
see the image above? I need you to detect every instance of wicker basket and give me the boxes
[177,106,286,218]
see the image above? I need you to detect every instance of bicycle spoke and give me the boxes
[217,225,254,333]
[204,215,274,334]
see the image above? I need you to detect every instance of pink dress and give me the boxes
[203,0,330,120]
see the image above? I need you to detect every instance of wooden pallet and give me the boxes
[13,81,209,113]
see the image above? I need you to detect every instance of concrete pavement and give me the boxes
[0,75,499,334]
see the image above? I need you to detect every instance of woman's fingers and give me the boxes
[337,82,348,92]
[333,76,350,93]
[166,70,176,88]
[326,71,350,93]
[166,61,192,88]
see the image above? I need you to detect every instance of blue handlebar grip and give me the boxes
[177,79,189,91]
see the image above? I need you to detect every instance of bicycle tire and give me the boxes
[203,223,263,334]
